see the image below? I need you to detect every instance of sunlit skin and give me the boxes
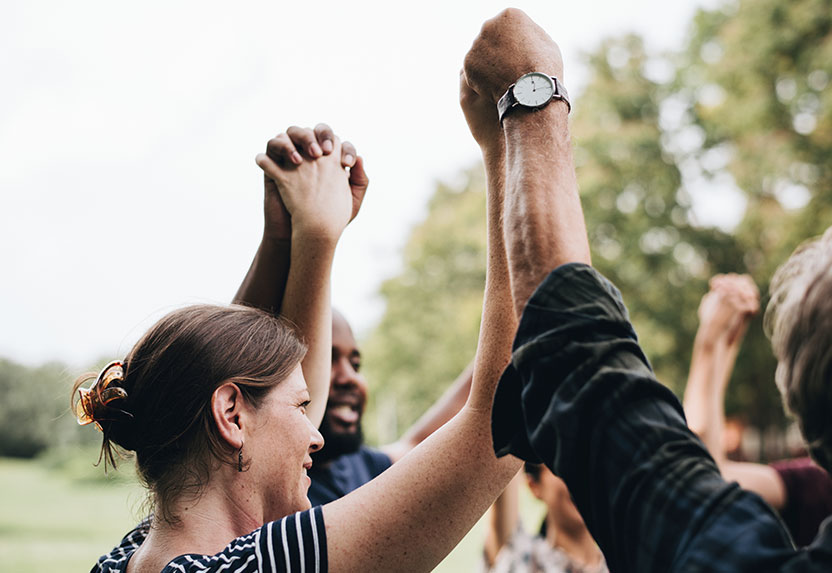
[245,365,325,520]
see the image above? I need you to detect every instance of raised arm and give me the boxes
[255,127,369,428]
[319,28,522,571]
[462,9,590,317]
[232,144,294,313]
[684,274,759,450]
[464,9,795,573]
[234,125,354,311]
[681,275,785,506]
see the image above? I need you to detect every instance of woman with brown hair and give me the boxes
[74,123,521,572]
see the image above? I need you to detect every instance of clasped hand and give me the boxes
[698,274,760,345]
[256,123,369,243]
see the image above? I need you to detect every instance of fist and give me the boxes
[463,8,564,104]
[698,274,760,344]
[459,69,503,152]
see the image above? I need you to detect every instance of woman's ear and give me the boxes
[212,382,245,449]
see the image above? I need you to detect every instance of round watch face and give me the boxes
[512,72,555,107]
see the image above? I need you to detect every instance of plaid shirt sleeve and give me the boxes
[491,263,800,572]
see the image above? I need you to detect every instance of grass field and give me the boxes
[0,452,144,572]
[0,453,544,572]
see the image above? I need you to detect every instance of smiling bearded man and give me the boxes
[307,309,474,506]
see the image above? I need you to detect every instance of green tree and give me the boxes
[675,0,832,429]
[362,0,831,448]
[0,358,91,457]
[679,0,832,277]
[362,170,487,443]
[572,35,742,395]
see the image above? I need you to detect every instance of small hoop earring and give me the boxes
[238,444,244,472]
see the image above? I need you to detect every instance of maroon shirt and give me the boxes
[771,457,832,546]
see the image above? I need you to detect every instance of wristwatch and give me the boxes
[497,72,571,124]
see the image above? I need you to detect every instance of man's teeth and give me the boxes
[330,404,359,423]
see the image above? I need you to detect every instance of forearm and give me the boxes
[469,140,516,413]
[232,236,291,312]
[324,409,518,571]
[683,330,745,465]
[683,336,725,457]
[503,105,591,317]
[707,341,738,466]
[322,121,521,571]
[686,336,787,508]
[280,234,337,428]
[720,461,786,509]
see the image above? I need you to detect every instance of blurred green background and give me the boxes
[3,0,831,570]
[363,0,832,451]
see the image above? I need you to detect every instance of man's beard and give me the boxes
[312,414,364,464]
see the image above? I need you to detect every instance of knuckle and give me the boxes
[314,123,333,136]
[293,127,315,143]
[268,134,292,153]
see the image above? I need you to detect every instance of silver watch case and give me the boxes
[497,72,571,124]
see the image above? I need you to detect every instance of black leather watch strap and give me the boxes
[496,84,519,124]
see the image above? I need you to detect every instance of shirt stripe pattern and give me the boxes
[92,506,326,573]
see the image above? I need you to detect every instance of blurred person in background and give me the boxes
[483,463,607,573]
[683,273,832,546]
[307,309,473,505]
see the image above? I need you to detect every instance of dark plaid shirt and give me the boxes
[492,263,832,572]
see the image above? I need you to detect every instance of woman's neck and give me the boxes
[127,476,263,572]
[546,515,602,568]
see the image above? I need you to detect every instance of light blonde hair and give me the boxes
[765,227,832,473]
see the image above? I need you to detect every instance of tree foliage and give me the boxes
[362,0,832,444]
[0,358,95,458]
[573,34,737,395]
[362,171,486,443]
[675,0,832,427]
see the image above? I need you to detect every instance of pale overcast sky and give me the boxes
[1,0,723,366]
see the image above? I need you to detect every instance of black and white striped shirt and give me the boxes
[93,506,327,573]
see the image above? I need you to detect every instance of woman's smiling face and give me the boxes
[246,364,324,521]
